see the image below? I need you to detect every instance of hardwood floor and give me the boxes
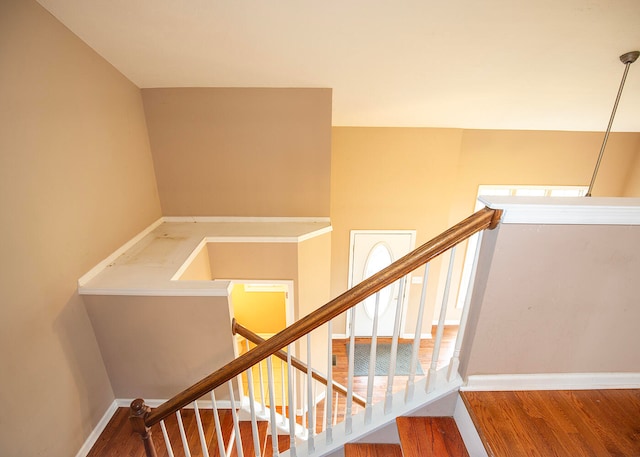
[87,327,457,455]
[462,389,640,457]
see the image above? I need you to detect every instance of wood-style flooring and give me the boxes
[461,389,640,457]
[87,327,457,455]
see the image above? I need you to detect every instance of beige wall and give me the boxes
[330,127,640,335]
[622,144,640,196]
[84,295,237,399]
[142,88,332,217]
[459,223,640,376]
[0,1,162,456]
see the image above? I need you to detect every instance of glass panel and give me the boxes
[362,243,393,319]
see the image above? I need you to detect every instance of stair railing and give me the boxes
[130,207,502,457]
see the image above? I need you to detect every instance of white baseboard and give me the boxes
[462,372,640,391]
[332,333,433,339]
[75,400,118,457]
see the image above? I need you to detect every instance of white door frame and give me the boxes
[346,230,416,337]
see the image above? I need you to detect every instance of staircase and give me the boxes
[344,416,468,457]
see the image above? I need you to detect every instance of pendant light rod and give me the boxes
[586,50,639,197]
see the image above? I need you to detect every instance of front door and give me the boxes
[348,231,415,336]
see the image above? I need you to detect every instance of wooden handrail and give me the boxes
[232,318,367,408]
[143,206,502,426]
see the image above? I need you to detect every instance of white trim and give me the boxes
[453,394,488,457]
[462,372,640,391]
[331,333,348,339]
[203,226,332,244]
[75,400,118,457]
[78,286,231,297]
[115,398,240,409]
[163,216,330,223]
[77,217,164,287]
[170,237,208,280]
[479,196,640,225]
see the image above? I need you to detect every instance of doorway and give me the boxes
[348,230,415,337]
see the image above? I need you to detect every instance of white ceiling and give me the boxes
[37,0,640,131]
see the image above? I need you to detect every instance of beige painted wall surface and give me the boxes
[142,88,332,217]
[207,242,298,281]
[0,1,162,456]
[179,242,213,280]
[330,128,464,334]
[450,130,640,221]
[622,145,640,196]
[460,224,640,376]
[84,295,237,399]
[330,127,640,336]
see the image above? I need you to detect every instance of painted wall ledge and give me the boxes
[78,216,332,296]
[479,196,640,225]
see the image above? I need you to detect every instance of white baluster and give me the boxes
[346,307,356,434]
[245,340,262,457]
[364,292,380,425]
[266,356,280,457]
[384,276,407,413]
[406,263,431,402]
[258,360,266,415]
[449,232,484,381]
[228,381,244,457]
[301,376,307,431]
[175,410,192,457]
[312,378,318,435]
[159,420,175,457]
[193,401,210,457]
[210,390,227,457]
[332,391,339,425]
[280,361,286,426]
[325,320,333,444]
[306,333,315,453]
[427,247,456,393]
[287,344,297,456]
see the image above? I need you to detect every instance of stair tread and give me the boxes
[344,443,403,457]
[396,416,469,457]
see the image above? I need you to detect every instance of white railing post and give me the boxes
[406,263,430,402]
[210,390,227,457]
[287,344,297,456]
[266,356,280,457]
[345,307,356,434]
[384,276,407,413]
[245,340,262,457]
[228,381,244,457]
[364,292,380,424]
[159,420,175,457]
[258,360,267,415]
[280,361,287,426]
[448,232,484,381]
[325,320,333,444]
[193,401,210,457]
[306,333,315,453]
[427,247,456,393]
[175,410,192,457]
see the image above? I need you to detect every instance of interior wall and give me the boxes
[231,284,287,334]
[0,1,162,456]
[330,127,640,335]
[84,295,237,400]
[460,223,640,376]
[622,143,640,196]
[142,87,332,217]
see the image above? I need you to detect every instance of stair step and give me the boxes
[263,435,291,457]
[396,416,469,457]
[344,443,403,457]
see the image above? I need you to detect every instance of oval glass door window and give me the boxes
[362,242,393,319]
